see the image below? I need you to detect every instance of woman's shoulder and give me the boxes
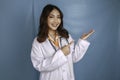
[32,37,48,46]
[68,34,74,42]
[32,37,41,46]
[68,34,72,38]
[33,37,38,42]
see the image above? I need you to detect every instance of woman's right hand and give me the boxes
[61,41,74,56]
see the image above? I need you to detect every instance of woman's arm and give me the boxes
[70,29,94,63]
[72,39,90,63]
[31,38,67,72]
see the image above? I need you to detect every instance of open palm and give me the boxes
[81,29,95,40]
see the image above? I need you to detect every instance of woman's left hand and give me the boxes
[80,29,95,40]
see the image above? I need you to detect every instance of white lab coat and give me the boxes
[31,34,90,80]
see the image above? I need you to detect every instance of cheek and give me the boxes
[58,19,61,23]
[47,19,52,24]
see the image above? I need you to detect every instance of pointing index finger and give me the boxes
[67,41,74,47]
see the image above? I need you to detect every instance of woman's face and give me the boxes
[47,9,61,31]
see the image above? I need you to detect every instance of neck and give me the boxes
[48,30,59,41]
[48,30,56,36]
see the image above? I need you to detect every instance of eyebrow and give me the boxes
[49,13,60,16]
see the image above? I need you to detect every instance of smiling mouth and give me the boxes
[52,24,59,27]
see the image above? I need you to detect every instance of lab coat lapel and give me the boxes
[41,39,56,57]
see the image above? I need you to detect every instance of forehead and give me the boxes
[49,9,60,15]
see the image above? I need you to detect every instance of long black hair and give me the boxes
[37,4,69,43]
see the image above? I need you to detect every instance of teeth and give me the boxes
[52,24,58,27]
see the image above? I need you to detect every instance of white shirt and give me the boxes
[31,34,90,80]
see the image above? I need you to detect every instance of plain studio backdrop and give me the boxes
[0,0,120,80]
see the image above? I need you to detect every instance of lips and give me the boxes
[51,24,59,27]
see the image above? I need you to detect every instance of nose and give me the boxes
[54,18,58,23]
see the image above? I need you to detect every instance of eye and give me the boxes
[57,16,61,19]
[48,14,55,18]
[48,15,54,18]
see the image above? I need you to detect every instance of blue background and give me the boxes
[0,0,120,80]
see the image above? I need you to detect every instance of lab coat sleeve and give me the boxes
[31,38,67,72]
[72,39,90,63]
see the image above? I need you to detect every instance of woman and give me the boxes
[31,4,94,80]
